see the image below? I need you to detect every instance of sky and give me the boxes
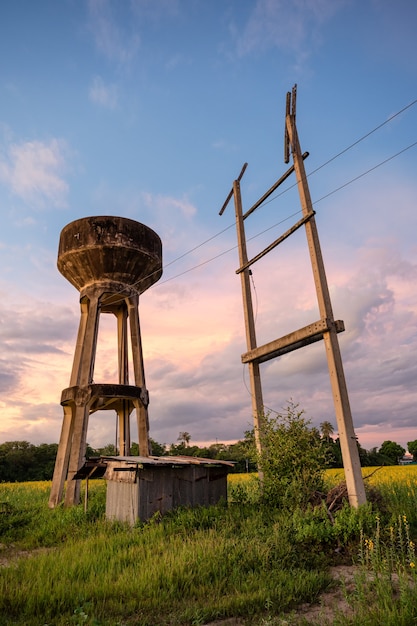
[0,0,416,454]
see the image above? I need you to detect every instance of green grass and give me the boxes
[1,470,417,625]
[0,483,330,626]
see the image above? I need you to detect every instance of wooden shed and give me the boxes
[103,456,233,525]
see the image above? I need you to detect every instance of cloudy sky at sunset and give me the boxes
[0,0,416,452]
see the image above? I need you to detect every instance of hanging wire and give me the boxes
[250,270,258,324]
[101,135,416,309]
[314,140,417,204]
[240,362,280,416]
[158,137,417,288]
[247,97,417,213]
[101,98,417,305]
[309,98,417,177]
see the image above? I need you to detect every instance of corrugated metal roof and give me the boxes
[102,455,234,467]
[73,455,234,479]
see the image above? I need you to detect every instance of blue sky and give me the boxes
[0,0,416,452]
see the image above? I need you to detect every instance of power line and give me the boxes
[156,137,417,287]
[101,220,236,303]
[105,98,417,299]
[161,97,417,281]
[309,98,417,177]
[248,97,417,212]
[314,140,417,204]
[163,221,236,269]
[155,243,238,286]
[156,212,299,287]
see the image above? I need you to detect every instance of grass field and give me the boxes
[0,468,417,625]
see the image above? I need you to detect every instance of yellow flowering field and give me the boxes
[228,466,417,493]
[325,465,417,488]
[228,472,257,484]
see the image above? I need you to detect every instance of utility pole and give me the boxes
[219,166,264,459]
[219,86,366,508]
[285,86,366,507]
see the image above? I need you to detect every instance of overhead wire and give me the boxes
[102,97,417,304]
[246,97,417,213]
[101,220,236,304]
[157,137,417,288]
[97,97,417,421]
[314,140,417,204]
[154,97,417,289]
[239,98,417,410]
[156,211,300,287]
[308,97,417,177]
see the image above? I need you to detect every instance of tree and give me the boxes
[407,440,417,461]
[216,434,257,473]
[99,443,118,456]
[177,432,191,447]
[86,443,98,457]
[33,443,59,479]
[378,440,405,465]
[320,421,335,441]
[321,436,343,468]
[149,438,166,456]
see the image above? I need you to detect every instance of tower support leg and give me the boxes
[48,405,74,508]
[128,296,150,455]
[64,402,91,506]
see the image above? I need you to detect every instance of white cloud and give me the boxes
[0,138,69,207]
[142,191,197,222]
[89,75,119,109]
[1,231,415,450]
[88,0,140,64]
[212,138,238,153]
[235,0,347,59]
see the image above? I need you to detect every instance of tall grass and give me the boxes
[0,484,330,626]
[0,480,106,548]
[325,466,417,528]
[1,468,417,625]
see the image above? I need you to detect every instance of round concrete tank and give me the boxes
[57,216,162,293]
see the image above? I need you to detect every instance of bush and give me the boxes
[255,403,326,510]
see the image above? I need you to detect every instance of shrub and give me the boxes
[255,402,326,510]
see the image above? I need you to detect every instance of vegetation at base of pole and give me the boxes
[252,402,327,509]
[1,467,417,625]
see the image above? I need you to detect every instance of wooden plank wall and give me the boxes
[105,463,229,524]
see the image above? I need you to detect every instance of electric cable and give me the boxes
[309,98,417,177]
[157,138,417,287]
[250,270,258,324]
[246,97,417,213]
[240,362,282,417]
[101,98,417,303]
[314,140,417,205]
[156,212,298,288]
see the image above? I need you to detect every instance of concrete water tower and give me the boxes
[49,216,162,508]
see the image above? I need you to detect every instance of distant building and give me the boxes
[399,453,416,465]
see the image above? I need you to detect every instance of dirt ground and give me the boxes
[203,565,358,625]
[284,565,358,624]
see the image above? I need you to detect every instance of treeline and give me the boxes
[1,429,416,483]
[0,441,58,482]
[321,436,414,468]
[0,435,256,483]
[96,434,256,474]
